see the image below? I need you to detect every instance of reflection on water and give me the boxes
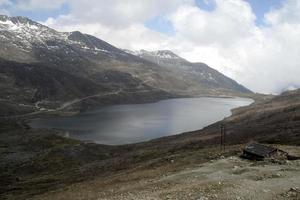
[30,97,253,145]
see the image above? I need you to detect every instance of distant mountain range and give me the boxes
[125,49,251,94]
[0,15,252,116]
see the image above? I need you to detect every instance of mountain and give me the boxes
[0,15,251,116]
[126,49,251,95]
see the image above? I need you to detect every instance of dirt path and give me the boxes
[57,88,159,111]
[0,89,123,119]
[1,87,161,119]
[56,89,123,111]
[33,146,300,200]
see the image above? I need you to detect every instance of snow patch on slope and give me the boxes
[0,15,114,55]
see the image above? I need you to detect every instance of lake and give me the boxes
[30,97,253,145]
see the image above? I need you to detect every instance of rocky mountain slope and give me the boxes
[0,15,251,116]
[126,49,251,95]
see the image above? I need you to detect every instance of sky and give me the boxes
[0,0,299,94]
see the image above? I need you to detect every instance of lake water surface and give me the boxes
[30,97,253,145]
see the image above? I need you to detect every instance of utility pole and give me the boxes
[220,124,226,152]
[223,124,226,151]
[220,124,223,151]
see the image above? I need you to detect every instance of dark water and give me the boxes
[30,97,253,145]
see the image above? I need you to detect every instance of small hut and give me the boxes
[241,143,286,160]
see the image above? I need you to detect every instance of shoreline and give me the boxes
[0,90,259,119]
[28,96,254,146]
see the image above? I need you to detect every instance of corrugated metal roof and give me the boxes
[244,143,277,158]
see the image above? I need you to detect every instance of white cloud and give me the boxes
[0,0,11,14]
[43,0,192,49]
[36,0,300,93]
[14,0,66,11]
[51,0,193,28]
[45,16,170,50]
[0,9,9,15]
[168,0,300,94]
[265,0,300,25]
[169,0,300,94]
[170,0,256,47]
[0,0,11,6]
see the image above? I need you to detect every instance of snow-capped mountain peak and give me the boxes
[0,15,125,62]
[152,50,181,59]
[0,15,58,35]
[126,49,182,60]
[0,15,69,52]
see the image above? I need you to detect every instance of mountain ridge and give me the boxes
[125,49,252,94]
[0,15,252,116]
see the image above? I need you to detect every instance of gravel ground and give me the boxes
[33,146,300,200]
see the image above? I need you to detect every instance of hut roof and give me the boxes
[244,143,277,158]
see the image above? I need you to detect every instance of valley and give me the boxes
[0,89,299,199]
[0,14,299,200]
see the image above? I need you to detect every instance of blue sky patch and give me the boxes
[244,0,284,26]
[145,16,175,36]
[195,0,216,11]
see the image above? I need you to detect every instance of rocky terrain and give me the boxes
[33,145,300,200]
[0,15,251,116]
[0,89,299,200]
[126,49,251,95]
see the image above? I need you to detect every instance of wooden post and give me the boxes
[220,124,223,152]
[220,124,222,151]
[220,124,226,152]
[223,124,226,151]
